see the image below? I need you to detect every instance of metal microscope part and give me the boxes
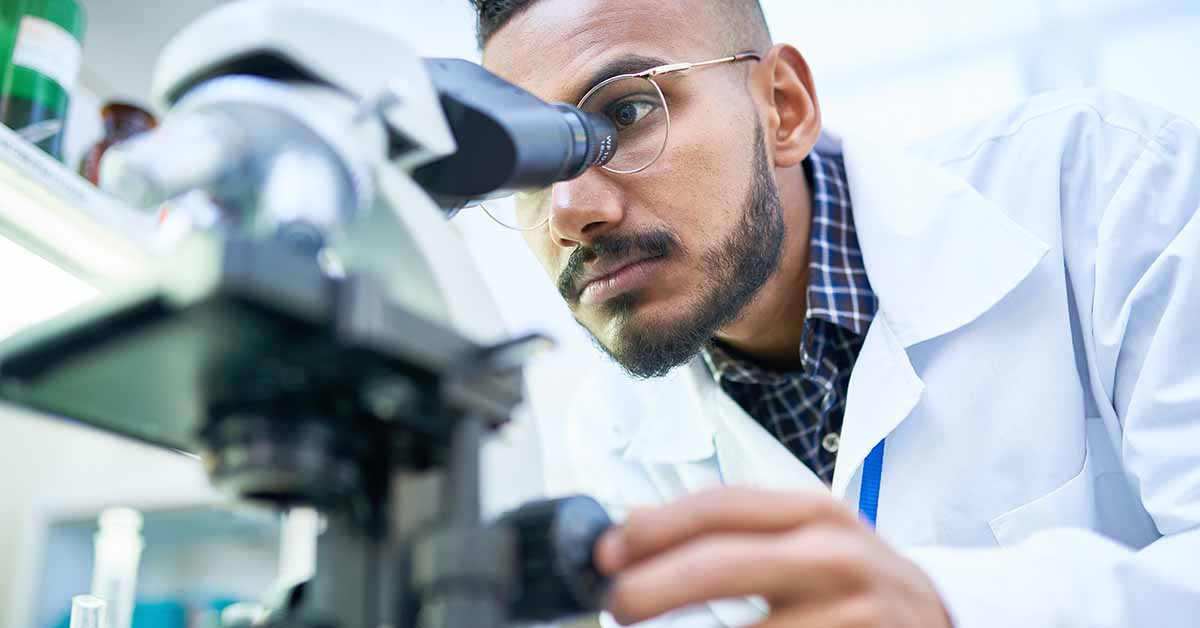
[101,76,382,252]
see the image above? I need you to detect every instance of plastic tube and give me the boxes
[90,508,144,628]
[69,595,106,628]
[277,506,319,588]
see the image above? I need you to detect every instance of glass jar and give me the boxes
[0,0,86,161]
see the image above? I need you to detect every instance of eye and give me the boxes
[606,98,657,129]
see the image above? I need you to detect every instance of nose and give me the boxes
[547,171,624,248]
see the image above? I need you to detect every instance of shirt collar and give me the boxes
[805,150,876,336]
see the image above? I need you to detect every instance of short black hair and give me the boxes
[470,0,772,52]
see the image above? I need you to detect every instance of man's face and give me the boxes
[484,0,786,378]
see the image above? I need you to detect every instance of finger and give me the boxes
[607,532,789,625]
[608,487,861,570]
[606,527,871,626]
[595,527,625,575]
[746,598,884,628]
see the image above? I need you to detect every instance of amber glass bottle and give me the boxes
[80,102,157,185]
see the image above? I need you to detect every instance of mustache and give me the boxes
[557,230,680,302]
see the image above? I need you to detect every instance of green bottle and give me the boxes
[0,0,85,161]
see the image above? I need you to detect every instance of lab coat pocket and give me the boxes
[987,432,1097,546]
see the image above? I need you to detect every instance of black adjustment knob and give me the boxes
[496,496,613,622]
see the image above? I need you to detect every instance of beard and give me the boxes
[559,127,787,379]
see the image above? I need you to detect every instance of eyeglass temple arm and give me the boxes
[640,52,763,78]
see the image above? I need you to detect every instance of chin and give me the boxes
[595,290,671,331]
[605,297,694,344]
[578,284,705,352]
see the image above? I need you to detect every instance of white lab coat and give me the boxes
[562,89,1200,628]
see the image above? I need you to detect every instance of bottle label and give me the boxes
[11,15,82,91]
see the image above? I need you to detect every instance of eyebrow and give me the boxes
[566,54,671,104]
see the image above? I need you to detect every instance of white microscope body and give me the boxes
[102,0,507,345]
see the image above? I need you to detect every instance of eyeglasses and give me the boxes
[483,52,762,231]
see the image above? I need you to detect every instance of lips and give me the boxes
[577,253,666,305]
[558,231,680,305]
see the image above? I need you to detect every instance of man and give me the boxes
[472,1,1200,627]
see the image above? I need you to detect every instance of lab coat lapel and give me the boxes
[826,133,1051,499]
[839,134,1051,348]
[620,364,716,464]
[830,313,924,498]
[614,358,825,501]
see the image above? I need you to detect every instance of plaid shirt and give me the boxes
[703,151,877,485]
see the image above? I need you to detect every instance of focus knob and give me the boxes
[496,495,613,622]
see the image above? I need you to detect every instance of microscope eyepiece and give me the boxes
[553,103,618,179]
[411,58,619,213]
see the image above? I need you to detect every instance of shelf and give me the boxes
[0,122,154,288]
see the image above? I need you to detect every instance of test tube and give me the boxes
[90,508,144,628]
[69,595,107,628]
[277,506,319,589]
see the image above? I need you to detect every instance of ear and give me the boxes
[749,44,822,168]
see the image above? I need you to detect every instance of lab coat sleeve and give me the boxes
[907,114,1200,628]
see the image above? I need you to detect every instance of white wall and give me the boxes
[764,0,1200,142]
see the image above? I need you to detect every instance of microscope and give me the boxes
[0,2,621,627]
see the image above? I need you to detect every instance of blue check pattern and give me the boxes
[703,151,877,485]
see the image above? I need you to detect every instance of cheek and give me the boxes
[629,124,749,249]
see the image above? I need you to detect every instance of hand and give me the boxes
[594,487,953,628]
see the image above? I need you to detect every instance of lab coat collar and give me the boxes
[834,131,1051,348]
[615,131,1049,468]
[618,362,716,463]
[825,132,1049,496]
[829,311,924,497]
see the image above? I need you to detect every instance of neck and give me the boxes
[714,162,812,371]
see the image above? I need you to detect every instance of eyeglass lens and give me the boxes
[499,76,670,230]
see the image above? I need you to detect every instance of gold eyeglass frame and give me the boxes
[489,52,762,232]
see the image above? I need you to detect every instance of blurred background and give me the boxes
[1,0,1198,626]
